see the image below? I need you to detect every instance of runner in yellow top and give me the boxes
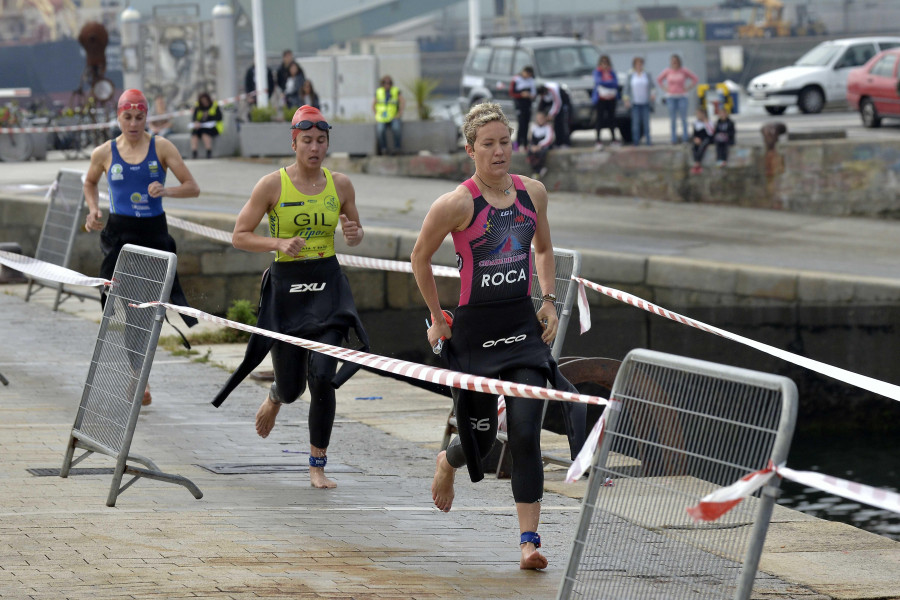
[213,105,369,490]
[269,166,341,261]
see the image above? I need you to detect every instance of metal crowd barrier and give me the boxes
[24,168,96,310]
[60,244,202,506]
[440,247,582,471]
[558,348,797,600]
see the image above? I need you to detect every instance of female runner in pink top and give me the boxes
[411,101,586,572]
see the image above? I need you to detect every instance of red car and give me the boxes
[847,48,900,127]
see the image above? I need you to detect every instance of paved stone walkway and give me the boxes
[0,289,588,600]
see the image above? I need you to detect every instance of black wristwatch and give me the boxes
[541,293,557,303]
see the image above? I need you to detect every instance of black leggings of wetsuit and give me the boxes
[446,367,546,504]
[269,328,343,449]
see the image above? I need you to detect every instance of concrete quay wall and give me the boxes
[4,132,900,425]
[324,139,900,219]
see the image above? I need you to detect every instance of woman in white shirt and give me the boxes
[622,56,656,146]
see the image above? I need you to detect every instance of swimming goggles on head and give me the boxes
[118,102,148,113]
[291,120,332,131]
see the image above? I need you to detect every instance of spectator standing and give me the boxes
[244,63,275,105]
[591,55,619,149]
[283,62,306,110]
[509,66,536,152]
[300,79,320,110]
[190,92,223,159]
[713,106,736,166]
[373,75,405,155]
[656,54,700,144]
[690,107,714,175]
[276,50,302,94]
[622,56,655,146]
[535,82,571,147]
[526,110,555,179]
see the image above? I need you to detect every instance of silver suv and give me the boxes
[458,35,601,130]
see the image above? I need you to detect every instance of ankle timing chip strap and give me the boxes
[520,531,541,548]
[309,455,327,468]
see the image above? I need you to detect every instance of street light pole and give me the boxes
[251,0,268,108]
[469,0,481,50]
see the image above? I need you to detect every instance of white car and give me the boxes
[748,36,900,114]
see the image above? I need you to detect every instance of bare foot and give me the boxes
[431,450,456,512]
[255,396,280,438]
[142,385,152,406]
[310,467,337,489]
[520,544,548,570]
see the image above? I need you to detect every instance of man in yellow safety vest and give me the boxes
[373,75,405,155]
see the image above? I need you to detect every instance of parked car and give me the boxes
[748,36,900,114]
[458,35,602,131]
[847,48,900,128]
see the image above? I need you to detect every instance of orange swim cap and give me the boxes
[290,105,331,141]
[117,89,148,115]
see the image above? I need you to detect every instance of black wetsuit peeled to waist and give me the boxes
[212,256,369,415]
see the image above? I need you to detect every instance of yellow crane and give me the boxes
[736,0,792,38]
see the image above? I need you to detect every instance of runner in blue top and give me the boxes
[83,88,201,405]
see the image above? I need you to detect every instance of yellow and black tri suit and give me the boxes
[212,167,369,424]
[269,167,341,262]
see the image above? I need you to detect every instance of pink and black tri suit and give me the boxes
[441,175,585,499]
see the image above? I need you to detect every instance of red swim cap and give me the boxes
[117,89,148,115]
[290,105,330,141]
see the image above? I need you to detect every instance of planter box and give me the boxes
[402,119,459,154]
[328,119,459,156]
[238,119,460,158]
[239,121,294,157]
[327,122,377,157]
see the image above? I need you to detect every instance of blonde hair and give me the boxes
[462,101,512,146]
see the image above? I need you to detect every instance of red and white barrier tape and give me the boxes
[574,277,900,404]
[159,216,900,406]
[8,185,900,406]
[5,232,896,517]
[132,300,608,408]
[0,119,115,135]
[687,461,900,522]
[0,183,52,195]
[565,399,621,483]
[0,87,31,99]
[165,215,462,278]
[0,92,254,135]
[0,249,108,287]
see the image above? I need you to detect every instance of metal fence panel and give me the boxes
[24,168,94,309]
[530,247,580,361]
[61,244,202,506]
[559,348,797,600]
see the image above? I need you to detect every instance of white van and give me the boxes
[458,36,601,130]
[747,36,900,114]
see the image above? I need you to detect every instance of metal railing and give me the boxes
[24,168,96,310]
[60,244,202,506]
[559,348,797,600]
